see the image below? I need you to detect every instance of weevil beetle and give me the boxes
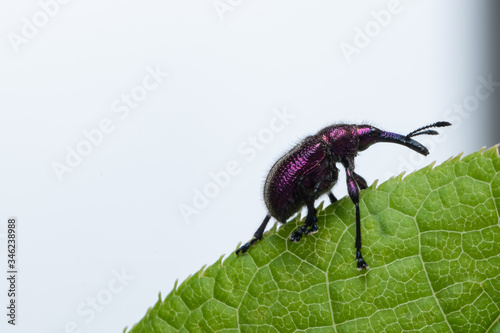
[236,121,451,269]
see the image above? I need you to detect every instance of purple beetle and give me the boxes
[236,121,451,269]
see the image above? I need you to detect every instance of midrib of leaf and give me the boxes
[325,214,348,333]
[127,145,500,333]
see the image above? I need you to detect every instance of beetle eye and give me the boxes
[370,128,382,137]
[358,127,380,151]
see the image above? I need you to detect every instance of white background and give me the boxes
[0,1,498,332]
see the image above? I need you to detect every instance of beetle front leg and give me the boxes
[345,167,369,270]
[353,171,368,190]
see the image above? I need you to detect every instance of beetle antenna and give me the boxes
[406,129,439,137]
[406,121,451,138]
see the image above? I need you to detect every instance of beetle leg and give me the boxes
[345,166,369,270]
[305,206,318,236]
[328,192,338,204]
[290,225,307,243]
[290,199,318,242]
[235,214,271,255]
[353,172,368,190]
[304,201,319,235]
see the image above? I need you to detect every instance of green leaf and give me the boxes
[127,146,500,333]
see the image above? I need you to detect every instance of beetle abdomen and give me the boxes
[264,136,333,222]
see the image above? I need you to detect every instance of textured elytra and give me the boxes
[127,146,500,333]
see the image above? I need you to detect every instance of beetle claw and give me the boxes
[290,232,302,243]
[235,243,249,255]
[356,249,369,270]
[290,227,306,242]
[291,221,319,242]
[236,236,261,255]
[357,259,369,270]
[305,223,318,236]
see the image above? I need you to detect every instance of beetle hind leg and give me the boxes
[236,214,271,255]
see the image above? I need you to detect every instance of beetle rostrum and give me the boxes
[235,121,451,270]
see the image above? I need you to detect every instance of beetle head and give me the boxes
[356,125,383,151]
[357,122,451,155]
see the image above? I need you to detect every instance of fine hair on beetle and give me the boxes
[236,121,451,270]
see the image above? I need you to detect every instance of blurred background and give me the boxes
[0,1,498,332]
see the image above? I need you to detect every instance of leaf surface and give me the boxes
[128,146,500,333]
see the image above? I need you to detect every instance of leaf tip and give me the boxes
[269,221,278,233]
[198,264,208,276]
[218,253,231,266]
[451,151,464,162]
[483,144,500,158]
